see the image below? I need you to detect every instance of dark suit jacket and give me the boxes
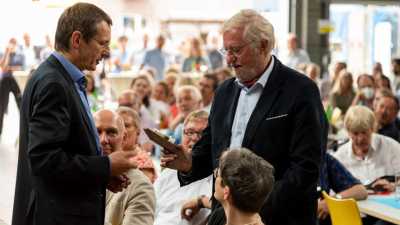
[179,57,328,225]
[12,55,110,225]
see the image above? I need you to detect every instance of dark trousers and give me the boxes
[0,72,21,135]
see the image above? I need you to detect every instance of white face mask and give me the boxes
[361,87,375,99]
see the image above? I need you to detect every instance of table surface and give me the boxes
[357,194,400,225]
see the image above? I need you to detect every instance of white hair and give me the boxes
[221,9,275,52]
[345,106,376,133]
[176,85,202,102]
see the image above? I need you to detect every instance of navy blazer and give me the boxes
[12,55,110,225]
[179,57,328,225]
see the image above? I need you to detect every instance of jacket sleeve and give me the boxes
[122,173,156,225]
[28,81,110,186]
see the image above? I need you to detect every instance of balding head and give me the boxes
[118,89,142,112]
[94,109,125,155]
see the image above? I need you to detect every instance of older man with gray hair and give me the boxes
[161,9,327,225]
[169,85,202,144]
[334,105,400,192]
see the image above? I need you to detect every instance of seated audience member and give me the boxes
[169,85,202,144]
[305,63,330,102]
[118,89,156,153]
[372,62,383,81]
[152,80,171,128]
[352,74,375,109]
[209,148,275,225]
[329,70,355,114]
[130,74,169,126]
[373,88,400,142]
[198,72,218,113]
[333,106,400,189]
[117,106,158,183]
[329,61,347,89]
[164,68,179,104]
[376,75,392,90]
[94,109,155,225]
[154,110,212,225]
[318,153,368,225]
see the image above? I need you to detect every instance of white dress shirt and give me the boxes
[333,133,400,184]
[154,168,212,225]
[230,56,275,149]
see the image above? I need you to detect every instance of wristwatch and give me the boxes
[335,194,343,199]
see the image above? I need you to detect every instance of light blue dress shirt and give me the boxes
[52,52,102,155]
[229,56,275,149]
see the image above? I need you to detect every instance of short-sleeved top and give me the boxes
[319,153,361,193]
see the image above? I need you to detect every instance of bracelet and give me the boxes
[197,195,206,208]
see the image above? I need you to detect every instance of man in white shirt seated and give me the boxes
[333,105,400,192]
[154,110,212,225]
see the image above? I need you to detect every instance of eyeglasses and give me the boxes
[183,129,203,138]
[218,42,251,57]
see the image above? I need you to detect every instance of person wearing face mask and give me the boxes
[352,74,376,109]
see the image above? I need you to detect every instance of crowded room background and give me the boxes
[1,1,400,225]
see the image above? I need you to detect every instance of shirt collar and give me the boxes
[349,133,377,160]
[235,55,275,91]
[52,51,84,83]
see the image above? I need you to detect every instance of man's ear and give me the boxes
[260,39,269,54]
[122,129,128,142]
[70,31,82,49]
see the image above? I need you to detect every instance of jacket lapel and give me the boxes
[224,80,241,139]
[241,58,286,147]
[47,55,97,153]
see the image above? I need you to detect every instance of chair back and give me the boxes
[322,191,363,225]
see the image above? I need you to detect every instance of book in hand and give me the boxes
[144,128,180,153]
[364,175,395,193]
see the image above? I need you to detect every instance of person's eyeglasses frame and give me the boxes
[218,42,252,58]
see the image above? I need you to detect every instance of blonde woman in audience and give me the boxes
[116,106,158,183]
[117,90,156,153]
[333,105,400,190]
[329,61,347,89]
[329,70,355,114]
